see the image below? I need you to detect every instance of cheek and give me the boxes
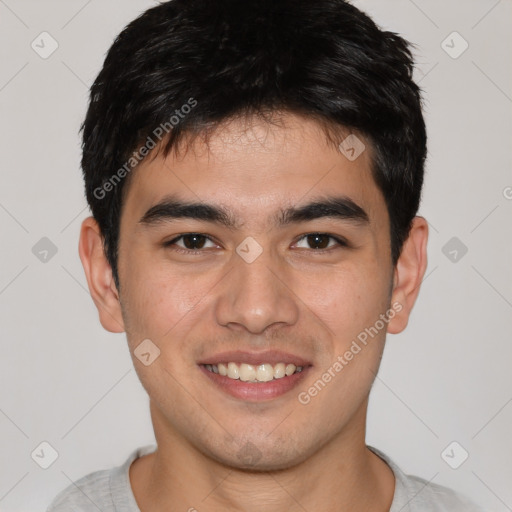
[120,252,223,350]
[119,250,189,335]
[298,263,391,340]
[295,268,391,420]
[128,278,198,336]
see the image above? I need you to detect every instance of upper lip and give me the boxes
[198,350,312,367]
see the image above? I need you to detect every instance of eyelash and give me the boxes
[163,233,348,255]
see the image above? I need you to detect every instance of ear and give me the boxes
[78,216,125,333]
[387,216,429,334]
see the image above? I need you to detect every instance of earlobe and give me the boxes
[387,216,429,335]
[78,216,125,333]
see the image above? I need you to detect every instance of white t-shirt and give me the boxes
[46,444,484,511]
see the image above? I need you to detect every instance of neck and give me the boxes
[130,400,395,512]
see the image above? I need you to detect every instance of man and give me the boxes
[47,0,483,510]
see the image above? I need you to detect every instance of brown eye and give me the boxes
[164,233,216,252]
[180,234,208,249]
[295,233,347,251]
[306,234,330,249]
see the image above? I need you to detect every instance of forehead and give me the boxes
[122,113,387,231]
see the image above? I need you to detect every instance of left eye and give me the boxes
[294,233,346,250]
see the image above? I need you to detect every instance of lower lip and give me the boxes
[199,365,311,401]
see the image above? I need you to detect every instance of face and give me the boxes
[101,113,406,470]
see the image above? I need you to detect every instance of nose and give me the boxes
[214,245,300,335]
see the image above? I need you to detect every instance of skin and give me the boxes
[79,112,428,512]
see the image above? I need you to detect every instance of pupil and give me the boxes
[184,234,205,249]
[308,234,328,249]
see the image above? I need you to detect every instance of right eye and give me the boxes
[163,233,218,254]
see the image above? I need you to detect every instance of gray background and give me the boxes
[0,0,511,510]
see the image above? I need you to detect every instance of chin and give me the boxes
[203,437,312,473]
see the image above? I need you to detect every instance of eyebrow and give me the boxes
[138,194,370,229]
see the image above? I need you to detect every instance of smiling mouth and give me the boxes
[202,362,305,383]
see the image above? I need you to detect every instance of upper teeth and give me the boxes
[204,362,304,382]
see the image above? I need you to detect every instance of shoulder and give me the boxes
[399,472,484,511]
[46,444,156,512]
[367,445,485,512]
[46,467,114,512]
